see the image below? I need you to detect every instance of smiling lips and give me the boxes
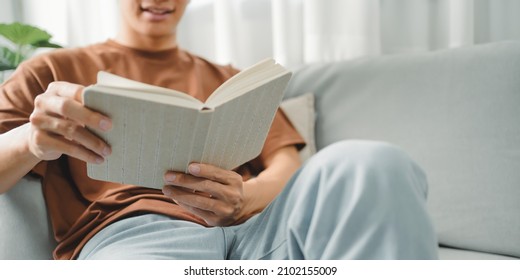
[140,5,175,21]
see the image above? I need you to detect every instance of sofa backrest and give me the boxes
[285,41,520,258]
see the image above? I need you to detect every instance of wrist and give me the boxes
[16,123,42,165]
[0,124,42,193]
[240,178,262,219]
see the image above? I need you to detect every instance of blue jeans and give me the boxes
[78,140,439,259]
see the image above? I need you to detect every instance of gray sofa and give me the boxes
[1,41,519,259]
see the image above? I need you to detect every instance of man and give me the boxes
[0,0,438,260]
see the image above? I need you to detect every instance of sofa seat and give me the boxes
[438,247,518,260]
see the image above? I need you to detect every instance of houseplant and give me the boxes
[0,22,62,82]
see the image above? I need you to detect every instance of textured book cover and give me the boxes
[83,59,291,189]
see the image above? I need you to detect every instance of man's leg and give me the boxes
[77,214,233,260]
[228,140,439,259]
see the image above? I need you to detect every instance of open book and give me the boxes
[83,58,292,189]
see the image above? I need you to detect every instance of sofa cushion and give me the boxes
[284,41,520,258]
[0,175,56,259]
[438,247,518,260]
[281,93,317,162]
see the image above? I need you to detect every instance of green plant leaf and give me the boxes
[0,46,17,70]
[31,40,62,48]
[0,62,16,71]
[0,22,52,45]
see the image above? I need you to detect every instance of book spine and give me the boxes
[184,109,213,173]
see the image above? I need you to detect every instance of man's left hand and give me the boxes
[162,163,246,226]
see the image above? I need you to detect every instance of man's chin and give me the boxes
[138,28,176,40]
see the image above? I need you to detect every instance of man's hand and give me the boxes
[28,81,112,163]
[162,163,246,226]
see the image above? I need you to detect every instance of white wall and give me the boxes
[0,0,15,22]
[19,0,69,46]
[16,0,119,47]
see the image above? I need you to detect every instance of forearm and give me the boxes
[0,123,41,194]
[242,146,301,217]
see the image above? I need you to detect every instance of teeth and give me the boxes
[149,8,166,13]
[142,6,172,14]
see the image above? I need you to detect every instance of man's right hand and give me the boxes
[27,81,112,164]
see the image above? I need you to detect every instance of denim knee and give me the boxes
[305,140,428,197]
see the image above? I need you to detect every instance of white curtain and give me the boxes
[0,0,119,48]
[2,0,520,69]
[179,0,520,69]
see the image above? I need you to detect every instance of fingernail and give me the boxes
[99,119,111,131]
[189,164,200,175]
[102,146,111,156]
[165,173,176,182]
[162,187,172,196]
[95,156,104,164]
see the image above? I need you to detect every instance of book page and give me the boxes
[204,58,284,106]
[97,71,203,105]
[207,68,288,108]
[199,72,292,170]
[86,85,203,110]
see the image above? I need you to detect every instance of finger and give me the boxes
[163,185,238,227]
[46,81,84,102]
[33,94,109,131]
[175,201,218,226]
[35,94,112,132]
[163,185,220,212]
[30,113,111,157]
[164,171,222,198]
[47,82,112,131]
[60,137,106,164]
[33,130,104,164]
[187,163,241,185]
